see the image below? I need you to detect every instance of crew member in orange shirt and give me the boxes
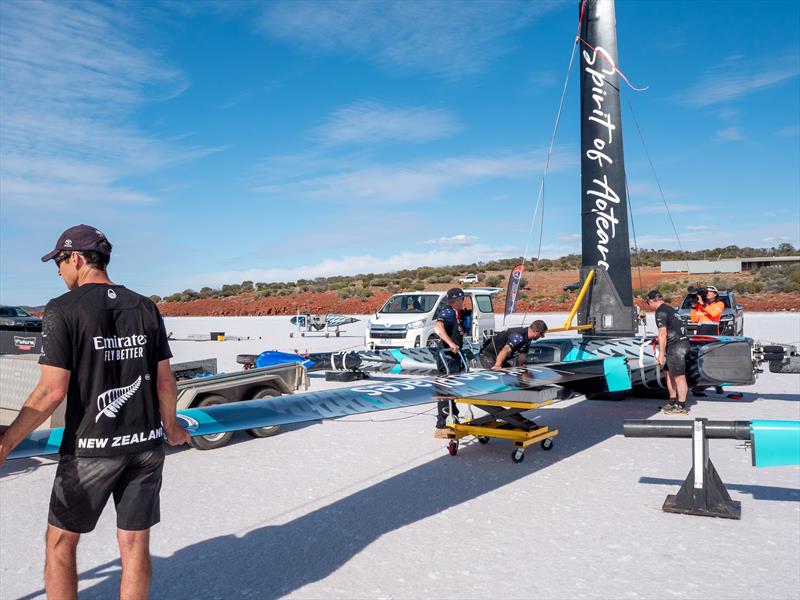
[690,285,725,335]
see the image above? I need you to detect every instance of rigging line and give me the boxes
[625,96,684,252]
[518,35,579,327]
[625,176,645,296]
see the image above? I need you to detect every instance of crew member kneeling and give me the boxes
[479,320,548,370]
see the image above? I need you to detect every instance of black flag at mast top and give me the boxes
[578,0,636,336]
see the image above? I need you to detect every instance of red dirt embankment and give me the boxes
[157,268,800,316]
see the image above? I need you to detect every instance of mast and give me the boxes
[578,0,636,337]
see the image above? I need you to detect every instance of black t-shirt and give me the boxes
[655,303,688,345]
[435,306,464,349]
[480,327,531,364]
[39,284,172,457]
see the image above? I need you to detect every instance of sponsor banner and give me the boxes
[0,330,43,354]
[503,264,525,324]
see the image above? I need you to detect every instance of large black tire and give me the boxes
[189,395,234,450]
[426,334,441,348]
[245,387,282,438]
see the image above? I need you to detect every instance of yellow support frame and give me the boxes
[547,269,595,333]
[444,396,559,452]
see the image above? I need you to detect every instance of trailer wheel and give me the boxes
[541,438,554,451]
[189,395,234,451]
[426,334,441,348]
[478,436,490,444]
[447,440,458,456]
[511,448,525,463]
[245,387,283,438]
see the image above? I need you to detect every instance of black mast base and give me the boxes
[662,461,741,520]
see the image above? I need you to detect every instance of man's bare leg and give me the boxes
[117,528,152,600]
[675,374,689,405]
[45,524,80,600]
[665,371,676,399]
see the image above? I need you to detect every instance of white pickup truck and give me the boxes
[364,288,502,349]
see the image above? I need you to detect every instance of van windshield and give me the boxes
[379,294,440,314]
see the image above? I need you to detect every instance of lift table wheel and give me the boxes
[541,438,554,451]
[478,436,490,444]
[511,448,525,463]
[447,440,459,456]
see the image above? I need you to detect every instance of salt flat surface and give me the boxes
[1,313,799,599]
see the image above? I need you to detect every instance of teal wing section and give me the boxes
[751,420,800,467]
[7,358,629,460]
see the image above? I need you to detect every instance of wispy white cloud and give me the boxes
[716,126,744,141]
[678,52,800,107]
[422,234,479,247]
[256,0,560,79]
[181,244,519,289]
[557,233,581,242]
[687,225,716,231]
[776,125,800,137]
[252,147,575,204]
[0,0,220,215]
[313,100,461,145]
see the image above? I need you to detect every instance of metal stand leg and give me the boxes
[662,419,741,519]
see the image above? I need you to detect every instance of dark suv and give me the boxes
[0,306,43,332]
[676,290,744,336]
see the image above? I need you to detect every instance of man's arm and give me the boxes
[434,320,459,353]
[657,327,667,366]
[492,345,513,370]
[515,352,527,366]
[0,365,69,464]
[156,359,190,446]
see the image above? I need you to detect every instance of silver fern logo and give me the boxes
[96,376,142,422]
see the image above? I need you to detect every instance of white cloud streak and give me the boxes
[422,234,479,247]
[257,0,561,79]
[314,100,461,145]
[252,147,575,204]
[716,126,744,141]
[679,52,800,107]
[0,1,219,214]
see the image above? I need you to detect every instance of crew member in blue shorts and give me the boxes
[433,288,470,438]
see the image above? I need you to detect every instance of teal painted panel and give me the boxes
[751,420,800,467]
[603,356,631,392]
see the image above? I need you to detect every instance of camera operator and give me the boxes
[689,285,725,335]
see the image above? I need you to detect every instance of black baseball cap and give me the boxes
[446,287,465,301]
[41,224,111,262]
[645,290,662,301]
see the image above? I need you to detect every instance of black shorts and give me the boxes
[665,341,690,377]
[49,446,165,533]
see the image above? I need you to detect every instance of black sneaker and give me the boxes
[661,402,677,414]
[673,402,689,415]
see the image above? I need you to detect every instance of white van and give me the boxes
[364,288,502,349]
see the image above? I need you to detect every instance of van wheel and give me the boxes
[245,387,282,438]
[189,395,234,450]
[426,335,441,348]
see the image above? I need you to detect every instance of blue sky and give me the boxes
[1,0,798,305]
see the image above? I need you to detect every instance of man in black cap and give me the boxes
[646,290,689,414]
[479,320,548,370]
[433,287,471,437]
[0,224,189,599]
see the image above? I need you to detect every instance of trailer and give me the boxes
[0,354,309,452]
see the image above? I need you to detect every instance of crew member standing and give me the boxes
[0,225,190,599]
[433,288,469,438]
[690,285,725,335]
[647,290,690,414]
[479,320,548,370]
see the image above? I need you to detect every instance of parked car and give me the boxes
[0,306,42,332]
[676,289,744,336]
[458,274,479,284]
[365,288,502,349]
